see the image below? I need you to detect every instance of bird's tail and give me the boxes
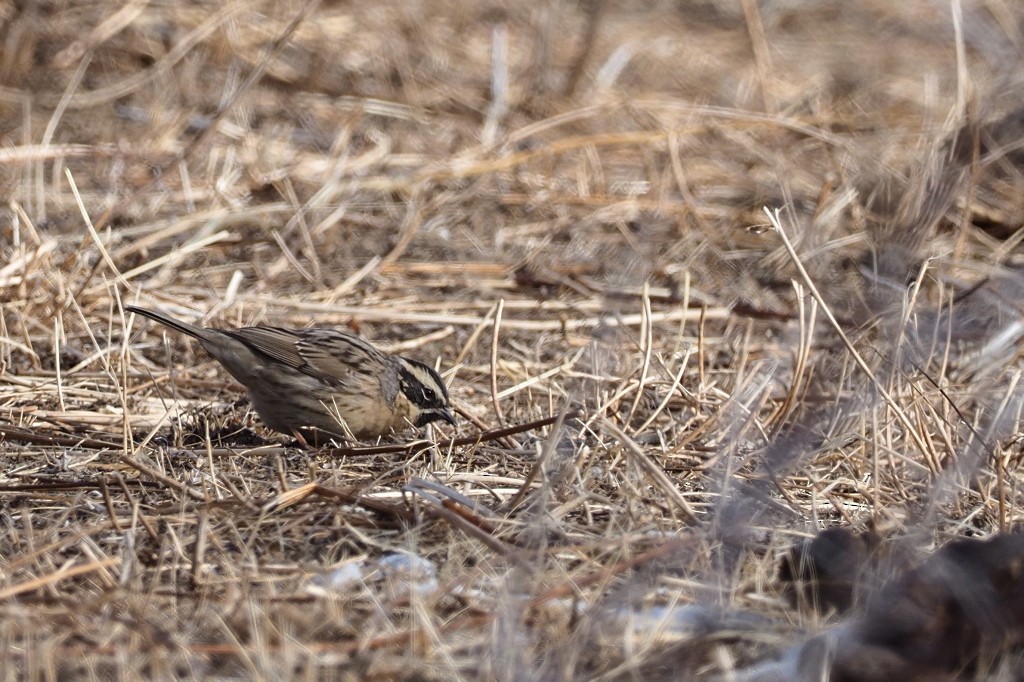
[125,305,211,342]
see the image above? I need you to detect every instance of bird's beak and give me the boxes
[417,407,456,428]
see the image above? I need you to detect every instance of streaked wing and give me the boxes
[226,326,386,386]
[225,326,308,369]
[294,329,387,385]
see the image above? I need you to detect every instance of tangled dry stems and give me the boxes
[2,0,1024,679]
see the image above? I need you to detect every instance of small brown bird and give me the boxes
[126,305,455,443]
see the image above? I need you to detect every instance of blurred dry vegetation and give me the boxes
[3,0,1024,679]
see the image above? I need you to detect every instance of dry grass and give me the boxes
[3,0,1024,679]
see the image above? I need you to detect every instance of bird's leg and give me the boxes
[291,428,310,449]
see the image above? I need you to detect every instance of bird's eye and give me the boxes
[421,387,436,403]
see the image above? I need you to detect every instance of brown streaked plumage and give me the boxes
[125,305,455,442]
